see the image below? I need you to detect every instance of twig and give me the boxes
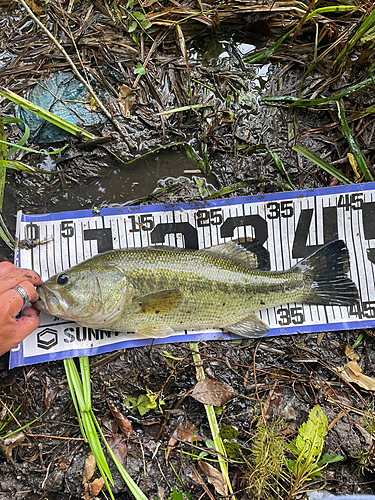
[0,398,22,428]
[17,0,134,147]
[25,433,84,440]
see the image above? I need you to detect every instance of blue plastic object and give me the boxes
[17,72,106,143]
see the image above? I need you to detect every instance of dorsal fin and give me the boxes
[204,241,259,269]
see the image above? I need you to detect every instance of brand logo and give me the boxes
[37,328,58,350]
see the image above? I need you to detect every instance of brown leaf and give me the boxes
[118,84,136,118]
[90,477,105,496]
[25,0,42,15]
[338,361,375,391]
[178,421,201,442]
[0,432,25,461]
[58,457,71,470]
[166,422,202,464]
[83,453,96,483]
[102,412,119,434]
[107,434,127,467]
[175,25,190,80]
[190,379,238,406]
[198,459,227,496]
[106,399,133,437]
[344,345,360,362]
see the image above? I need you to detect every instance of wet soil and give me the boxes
[1,0,375,498]
[1,332,375,500]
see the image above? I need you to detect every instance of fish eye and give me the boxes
[57,274,69,285]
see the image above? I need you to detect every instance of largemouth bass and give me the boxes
[35,240,359,338]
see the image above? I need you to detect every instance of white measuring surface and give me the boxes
[10,182,375,367]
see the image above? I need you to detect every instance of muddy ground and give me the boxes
[1,0,375,498]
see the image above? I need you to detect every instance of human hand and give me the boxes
[0,262,43,357]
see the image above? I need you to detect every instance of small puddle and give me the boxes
[3,150,198,232]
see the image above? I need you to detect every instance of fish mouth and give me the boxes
[35,285,69,318]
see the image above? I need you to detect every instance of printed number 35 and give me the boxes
[277,305,305,325]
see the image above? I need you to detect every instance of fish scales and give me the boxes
[35,240,360,338]
[108,247,302,330]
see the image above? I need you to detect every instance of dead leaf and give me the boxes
[344,345,360,362]
[102,411,119,434]
[175,25,190,80]
[58,457,71,469]
[191,464,215,500]
[157,485,166,500]
[90,477,105,496]
[42,374,58,409]
[84,482,90,500]
[25,0,42,15]
[166,421,202,464]
[83,453,96,483]
[190,379,238,406]
[338,361,375,391]
[105,398,133,437]
[118,84,136,118]
[0,432,25,461]
[198,459,227,496]
[107,434,127,467]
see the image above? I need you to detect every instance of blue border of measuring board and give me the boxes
[10,181,375,368]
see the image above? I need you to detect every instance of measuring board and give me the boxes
[10,182,375,368]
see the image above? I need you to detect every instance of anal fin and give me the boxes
[225,313,270,338]
[137,326,176,338]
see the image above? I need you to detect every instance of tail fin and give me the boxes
[295,240,359,306]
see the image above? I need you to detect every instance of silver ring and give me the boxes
[12,285,30,305]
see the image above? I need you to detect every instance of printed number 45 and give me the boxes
[277,305,305,326]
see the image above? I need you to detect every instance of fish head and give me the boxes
[35,261,134,328]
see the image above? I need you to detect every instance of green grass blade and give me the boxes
[262,77,372,107]
[0,87,97,142]
[0,214,15,249]
[64,359,147,499]
[81,411,113,482]
[244,26,296,64]
[334,9,375,66]
[244,6,357,64]
[64,359,86,413]
[3,117,30,158]
[1,409,49,440]
[4,160,62,174]
[292,145,352,184]
[79,357,91,412]
[337,102,373,182]
[64,359,87,440]
[267,147,295,190]
[93,413,149,500]
[304,5,357,22]
[0,138,67,156]
[190,342,235,499]
[0,118,6,212]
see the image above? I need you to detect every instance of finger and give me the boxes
[7,306,41,348]
[1,281,40,317]
[0,267,42,295]
[0,262,17,277]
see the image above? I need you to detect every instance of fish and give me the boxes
[35,239,360,338]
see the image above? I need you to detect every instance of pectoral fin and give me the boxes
[225,313,270,338]
[133,289,182,314]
